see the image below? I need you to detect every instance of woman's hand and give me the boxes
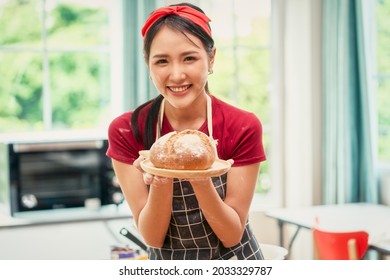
[133,154,171,186]
[133,155,153,184]
[186,159,234,185]
[133,154,146,172]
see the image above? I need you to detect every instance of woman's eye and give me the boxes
[155,59,167,64]
[184,56,196,62]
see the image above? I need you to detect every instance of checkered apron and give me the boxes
[148,174,264,259]
[148,95,264,260]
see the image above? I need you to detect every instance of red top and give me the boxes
[106,95,266,167]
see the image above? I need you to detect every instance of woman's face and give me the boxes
[148,26,215,109]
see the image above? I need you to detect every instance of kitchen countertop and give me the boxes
[0,203,132,229]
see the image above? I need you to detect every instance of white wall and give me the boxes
[379,167,390,206]
[269,0,323,259]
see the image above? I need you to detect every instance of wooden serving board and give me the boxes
[140,158,232,179]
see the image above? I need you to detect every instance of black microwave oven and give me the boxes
[0,132,123,216]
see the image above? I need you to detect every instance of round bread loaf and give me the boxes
[150,129,216,170]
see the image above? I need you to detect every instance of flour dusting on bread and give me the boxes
[149,129,216,170]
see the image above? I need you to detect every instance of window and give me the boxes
[376,0,390,162]
[200,0,272,193]
[1,0,274,195]
[0,0,117,132]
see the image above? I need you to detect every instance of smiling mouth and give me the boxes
[168,85,191,92]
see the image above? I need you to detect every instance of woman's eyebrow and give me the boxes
[151,51,200,59]
[151,54,168,59]
[181,51,199,56]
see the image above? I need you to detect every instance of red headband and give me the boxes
[141,6,212,38]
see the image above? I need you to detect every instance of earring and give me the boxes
[208,69,213,75]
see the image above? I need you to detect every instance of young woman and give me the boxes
[106,3,266,260]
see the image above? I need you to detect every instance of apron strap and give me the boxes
[156,98,165,140]
[156,95,214,141]
[206,94,213,138]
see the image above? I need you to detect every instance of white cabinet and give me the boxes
[0,218,138,260]
[0,205,144,260]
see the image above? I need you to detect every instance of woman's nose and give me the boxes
[170,64,185,81]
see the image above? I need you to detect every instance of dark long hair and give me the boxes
[131,3,214,149]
